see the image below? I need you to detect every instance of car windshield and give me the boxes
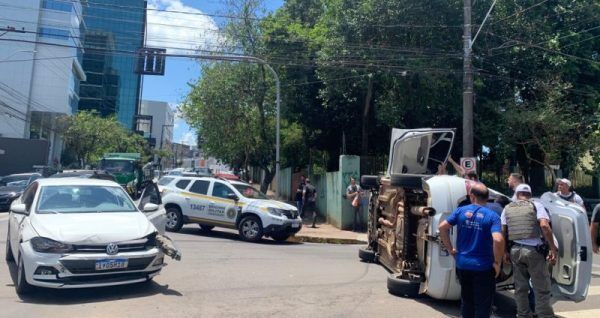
[0,175,30,187]
[101,160,133,173]
[36,185,137,213]
[233,184,267,199]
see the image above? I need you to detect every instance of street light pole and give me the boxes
[162,53,281,193]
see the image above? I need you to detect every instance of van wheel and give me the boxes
[5,230,14,262]
[199,224,214,232]
[15,255,33,295]
[165,207,183,232]
[358,246,376,263]
[387,273,420,298]
[390,174,422,189]
[271,233,290,242]
[239,216,263,242]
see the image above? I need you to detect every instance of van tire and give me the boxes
[358,246,376,263]
[387,273,421,298]
[390,174,423,189]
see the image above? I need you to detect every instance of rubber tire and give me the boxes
[271,233,291,242]
[198,224,215,232]
[15,254,33,295]
[387,273,420,298]
[5,230,14,262]
[358,246,376,263]
[390,173,423,189]
[360,175,380,189]
[165,207,184,232]
[238,215,264,242]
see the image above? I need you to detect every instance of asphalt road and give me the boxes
[0,212,599,318]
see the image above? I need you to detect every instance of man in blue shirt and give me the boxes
[439,183,505,318]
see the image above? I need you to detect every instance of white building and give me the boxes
[139,99,174,152]
[0,0,86,165]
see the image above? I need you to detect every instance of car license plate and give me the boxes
[291,223,300,228]
[95,259,128,271]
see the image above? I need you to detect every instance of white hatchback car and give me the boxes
[160,177,302,242]
[5,178,166,294]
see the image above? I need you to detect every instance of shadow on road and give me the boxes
[178,226,303,246]
[5,261,182,305]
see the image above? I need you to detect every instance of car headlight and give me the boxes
[30,237,73,253]
[267,208,284,217]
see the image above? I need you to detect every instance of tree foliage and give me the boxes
[63,111,150,167]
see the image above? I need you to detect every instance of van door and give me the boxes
[539,192,592,303]
[387,129,455,177]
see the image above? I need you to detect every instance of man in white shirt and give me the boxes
[555,178,585,209]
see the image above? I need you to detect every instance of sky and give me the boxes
[141,0,283,146]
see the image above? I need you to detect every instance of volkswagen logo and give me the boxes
[106,243,119,255]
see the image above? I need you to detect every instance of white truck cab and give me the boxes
[160,176,302,242]
[359,128,591,302]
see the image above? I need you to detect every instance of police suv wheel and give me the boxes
[165,207,183,232]
[239,216,263,242]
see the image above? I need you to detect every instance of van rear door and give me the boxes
[539,192,592,303]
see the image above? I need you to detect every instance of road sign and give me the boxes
[460,157,477,173]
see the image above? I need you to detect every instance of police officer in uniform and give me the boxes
[502,184,558,318]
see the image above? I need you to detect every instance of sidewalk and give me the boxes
[290,219,368,245]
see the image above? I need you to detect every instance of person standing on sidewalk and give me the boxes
[303,178,318,228]
[438,183,504,318]
[346,177,363,232]
[502,184,558,318]
[295,175,306,218]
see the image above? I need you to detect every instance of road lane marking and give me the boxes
[556,309,600,318]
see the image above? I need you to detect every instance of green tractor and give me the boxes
[99,153,155,199]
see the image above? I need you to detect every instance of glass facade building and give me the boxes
[78,0,146,129]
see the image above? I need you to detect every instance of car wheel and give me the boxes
[165,207,183,232]
[271,233,290,242]
[358,246,377,263]
[15,254,33,295]
[199,224,215,232]
[238,215,263,242]
[5,230,14,262]
[387,273,420,298]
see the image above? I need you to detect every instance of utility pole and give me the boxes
[462,0,474,157]
[462,0,497,157]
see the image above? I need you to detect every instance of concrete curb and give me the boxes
[289,235,367,245]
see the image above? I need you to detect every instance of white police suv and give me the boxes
[160,176,302,242]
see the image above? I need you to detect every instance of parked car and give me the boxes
[0,173,42,211]
[5,178,167,294]
[161,176,302,242]
[358,128,591,303]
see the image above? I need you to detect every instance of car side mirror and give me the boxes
[143,203,159,212]
[227,193,239,202]
[11,203,28,215]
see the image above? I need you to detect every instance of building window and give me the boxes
[42,0,72,12]
[39,27,70,40]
